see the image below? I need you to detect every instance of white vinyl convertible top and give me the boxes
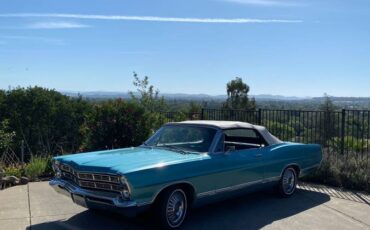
[173,120,283,145]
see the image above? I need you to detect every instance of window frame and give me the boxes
[143,124,220,153]
[215,128,269,153]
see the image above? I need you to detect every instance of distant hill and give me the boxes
[61,91,370,109]
[62,91,310,101]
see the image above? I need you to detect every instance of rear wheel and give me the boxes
[277,167,297,197]
[154,188,188,229]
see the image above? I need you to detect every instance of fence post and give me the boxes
[341,109,345,155]
[201,108,204,120]
[258,108,262,125]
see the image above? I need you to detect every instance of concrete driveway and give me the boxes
[0,182,369,230]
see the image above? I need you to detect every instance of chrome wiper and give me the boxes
[156,144,191,155]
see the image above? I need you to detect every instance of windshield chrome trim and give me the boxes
[142,124,221,154]
[208,129,224,154]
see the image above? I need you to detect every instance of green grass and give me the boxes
[24,156,50,181]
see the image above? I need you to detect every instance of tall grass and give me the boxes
[24,156,50,181]
[303,150,370,192]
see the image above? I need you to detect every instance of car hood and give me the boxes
[55,147,208,174]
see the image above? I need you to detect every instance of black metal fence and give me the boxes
[162,108,370,170]
[160,111,202,123]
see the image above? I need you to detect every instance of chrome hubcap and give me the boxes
[283,169,296,194]
[166,190,187,228]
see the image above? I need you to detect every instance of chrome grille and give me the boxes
[60,163,125,193]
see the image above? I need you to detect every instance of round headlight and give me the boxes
[120,176,131,199]
[122,189,130,199]
[52,160,60,171]
[120,176,127,184]
[55,170,62,178]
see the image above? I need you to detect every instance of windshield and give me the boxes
[144,125,217,153]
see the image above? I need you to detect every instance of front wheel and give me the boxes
[277,167,297,197]
[154,188,188,229]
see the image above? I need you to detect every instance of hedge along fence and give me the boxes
[0,99,159,165]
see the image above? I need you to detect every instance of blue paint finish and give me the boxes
[54,147,207,174]
[52,136,322,206]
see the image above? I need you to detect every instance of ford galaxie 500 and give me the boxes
[50,120,322,229]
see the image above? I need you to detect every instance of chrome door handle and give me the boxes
[254,153,263,158]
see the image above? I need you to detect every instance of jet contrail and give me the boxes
[0,13,302,24]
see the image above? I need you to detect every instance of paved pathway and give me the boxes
[0,182,369,230]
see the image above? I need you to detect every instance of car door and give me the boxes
[212,128,267,190]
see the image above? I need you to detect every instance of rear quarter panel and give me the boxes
[263,142,322,179]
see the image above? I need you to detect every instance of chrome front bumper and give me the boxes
[49,178,145,215]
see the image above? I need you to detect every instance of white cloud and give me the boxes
[223,0,302,6]
[0,13,302,24]
[0,35,65,45]
[26,21,91,29]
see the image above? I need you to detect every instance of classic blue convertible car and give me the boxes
[50,120,322,229]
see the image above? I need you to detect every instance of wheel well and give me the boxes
[154,183,196,205]
[287,164,300,177]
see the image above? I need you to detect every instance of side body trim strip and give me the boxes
[197,176,280,199]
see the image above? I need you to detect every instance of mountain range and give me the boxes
[62,91,312,101]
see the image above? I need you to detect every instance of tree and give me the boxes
[319,94,338,147]
[129,72,167,112]
[0,120,15,152]
[129,72,168,129]
[188,101,201,114]
[319,93,337,112]
[223,77,256,110]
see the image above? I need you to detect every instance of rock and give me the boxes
[2,176,19,185]
[19,177,29,185]
[0,169,4,180]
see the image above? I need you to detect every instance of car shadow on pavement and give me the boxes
[27,189,330,230]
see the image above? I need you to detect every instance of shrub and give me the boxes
[43,156,54,176]
[24,156,49,181]
[2,87,90,158]
[86,99,152,150]
[302,150,370,192]
[4,164,23,178]
[0,119,16,152]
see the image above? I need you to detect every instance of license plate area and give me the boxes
[72,194,87,208]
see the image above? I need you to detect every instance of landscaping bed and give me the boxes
[0,155,52,190]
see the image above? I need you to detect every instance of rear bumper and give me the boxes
[49,178,149,216]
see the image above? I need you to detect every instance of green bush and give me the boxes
[4,165,23,178]
[86,99,152,150]
[43,156,53,176]
[2,87,90,158]
[303,150,370,192]
[24,156,49,181]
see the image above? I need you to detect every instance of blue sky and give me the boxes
[0,0,369,97]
